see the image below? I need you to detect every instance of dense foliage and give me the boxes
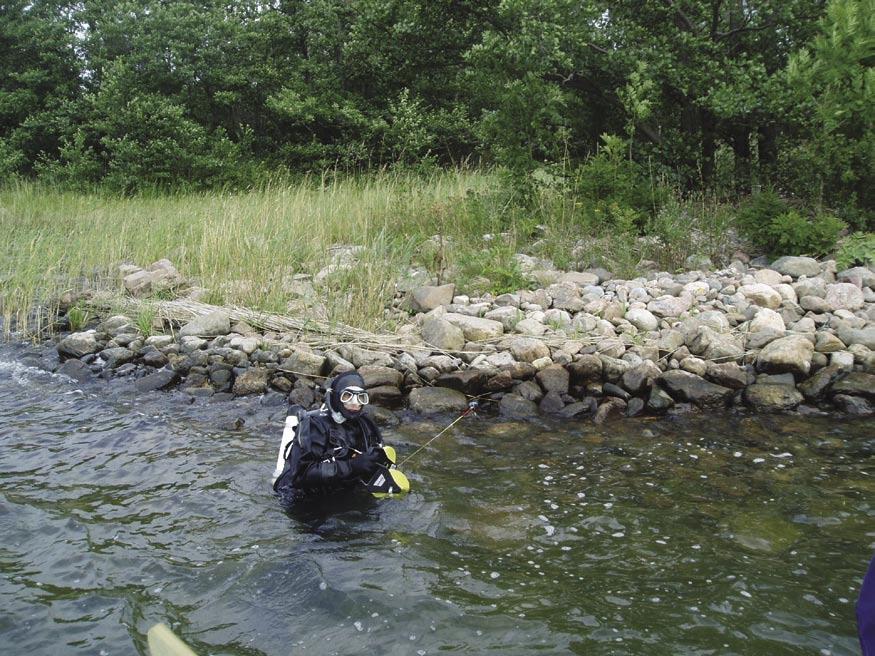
[1,0,872,232]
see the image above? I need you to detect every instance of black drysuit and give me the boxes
[273,408,383,500]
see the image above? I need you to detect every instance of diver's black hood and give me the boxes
[325,371,366,420]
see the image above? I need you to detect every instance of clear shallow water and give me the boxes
[0,342,873,655]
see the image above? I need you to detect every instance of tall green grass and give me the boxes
[1,170,501,334]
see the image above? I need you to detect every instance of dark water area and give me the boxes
[0,341,873,655]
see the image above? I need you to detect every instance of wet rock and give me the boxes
[485,370,514,391]
[232,367,269,396]
[515,379,544,402]
[100,347,135,369]
[408,386,468,414]
[270,375,293,394]
[705,362,752,389]
[435,369,488,395]
[539,391,566,414]
[536,364,570,395]
[603,382,631,401]
[743,383,803,412]
[499,394,539,418]
[142,349,168,368]
[626,397,645,417]
[135,368,179,392]
[58,358,92,382]
[621,360,662,394]
[770,256,821,278]
[178,310,231,338]
[798,365,843,400]
[729,512,801,553]
[647,386,676,412]
[288,382,316,408]
[568,354,603,383]
[209,365,233,391]
[756,335,814,378]
[657,370,734,406]
[593,398,626,424]
[832,394,874,416]
[58,332,100,359]
[409,284,455,312]
[559,399,596,418]
[831,372,875,400]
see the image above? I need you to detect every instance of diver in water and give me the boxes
[271,371,396,501]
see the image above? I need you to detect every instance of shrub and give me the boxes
[835,232,875,269]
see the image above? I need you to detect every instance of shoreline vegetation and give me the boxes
[2,171,873,421]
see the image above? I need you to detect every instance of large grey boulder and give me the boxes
[58,332,100,358]
[178,311,231,338]
[756,335,814,378]
[280,349,327,377]
[686,326,744,362]
[831,372,875,400]
[409,284,455,312]
[443,313,504,341]
[836,326,875,351]
[739,284,782,309]
[484,306,523,331]
[100,347,135,369]
[837,266,875,289]
[749,308,785,333]
[568,354,603,383]
[770,256,821,278]
[499,394,539,418]
[657,370,734,406]
[536,364,570,394]
[421,316,465,351]
[824,283,865,311]
[359,365,403,389]
[705,362,752,389]
[793,277,827,299]
[647,295,692,318]
[509,337,550,363]
[798,365,844,400]
[134,368,179,392]
[408,386,468,414]
[743,383,803,412]
[625,308,659,332]
[621,360,662,394]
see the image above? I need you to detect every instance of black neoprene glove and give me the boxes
[349,450,381,478]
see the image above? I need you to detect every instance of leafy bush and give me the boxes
[835,232,875,269]
[735,192,846,256]
[735,191,791,248]
[571,135,668,232]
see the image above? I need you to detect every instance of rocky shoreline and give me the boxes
[51,255,875,421]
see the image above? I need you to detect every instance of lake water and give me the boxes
[0,342,872,655]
